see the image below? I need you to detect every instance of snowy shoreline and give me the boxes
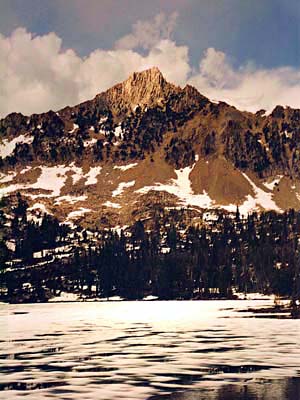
[1,292,280,304]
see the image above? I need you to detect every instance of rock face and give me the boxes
[1,67,300,228]
[103,67,173,111]
[96,66,207,119]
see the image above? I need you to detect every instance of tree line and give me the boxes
[1,196,300,304]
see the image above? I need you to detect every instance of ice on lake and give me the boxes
[0,300,300,399]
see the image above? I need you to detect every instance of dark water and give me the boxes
[150,378,300,400]
[0,300,299,399]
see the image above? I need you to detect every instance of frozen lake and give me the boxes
[0,300,300,399]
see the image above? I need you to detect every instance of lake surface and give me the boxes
[0,300,300,400]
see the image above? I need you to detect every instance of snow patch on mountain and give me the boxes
[67,207,91,220]
[69,163,84,184]
[99,116,108,124]
[83,138,97,147]
[84,166,102,185]
[20,166,32,174]
[242,173,281,212]
[222,196,258,216]
[112,181,135,197]
[114,124,123,138]
[263,176,283,191]
[27,202,53,222]
[0,135,34,158]
[103,201,122,209]
[0,171,17,183]
[28,203,51,214]
[0,183,26,198]
[137,164,213,209]
[69,123,79,133]
[222,173,282,215]
[55,195,88,204]
[114,163,138,171]
[0,163,102,199]
[31,165,69,197]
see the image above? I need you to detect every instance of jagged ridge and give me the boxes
[2,68,300,230]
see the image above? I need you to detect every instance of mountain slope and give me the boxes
[1,67,300,228]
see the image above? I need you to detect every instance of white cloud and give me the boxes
[74,39,190,101]
[0,28,81,117]
[0,26,189,118]
[189,47,300,112]
[1,18,300,118]
[115,12,178,50]
[196,48,238,88]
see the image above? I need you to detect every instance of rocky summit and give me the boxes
[1,67,300,230]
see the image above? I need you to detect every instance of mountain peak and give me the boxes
[126,67,165,86]
[122,67,168,104]
[102,67,179,113]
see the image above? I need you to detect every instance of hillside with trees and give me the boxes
[1,194,299,310]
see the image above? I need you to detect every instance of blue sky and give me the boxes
[1,0,299,68]
[0,0,300,116]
